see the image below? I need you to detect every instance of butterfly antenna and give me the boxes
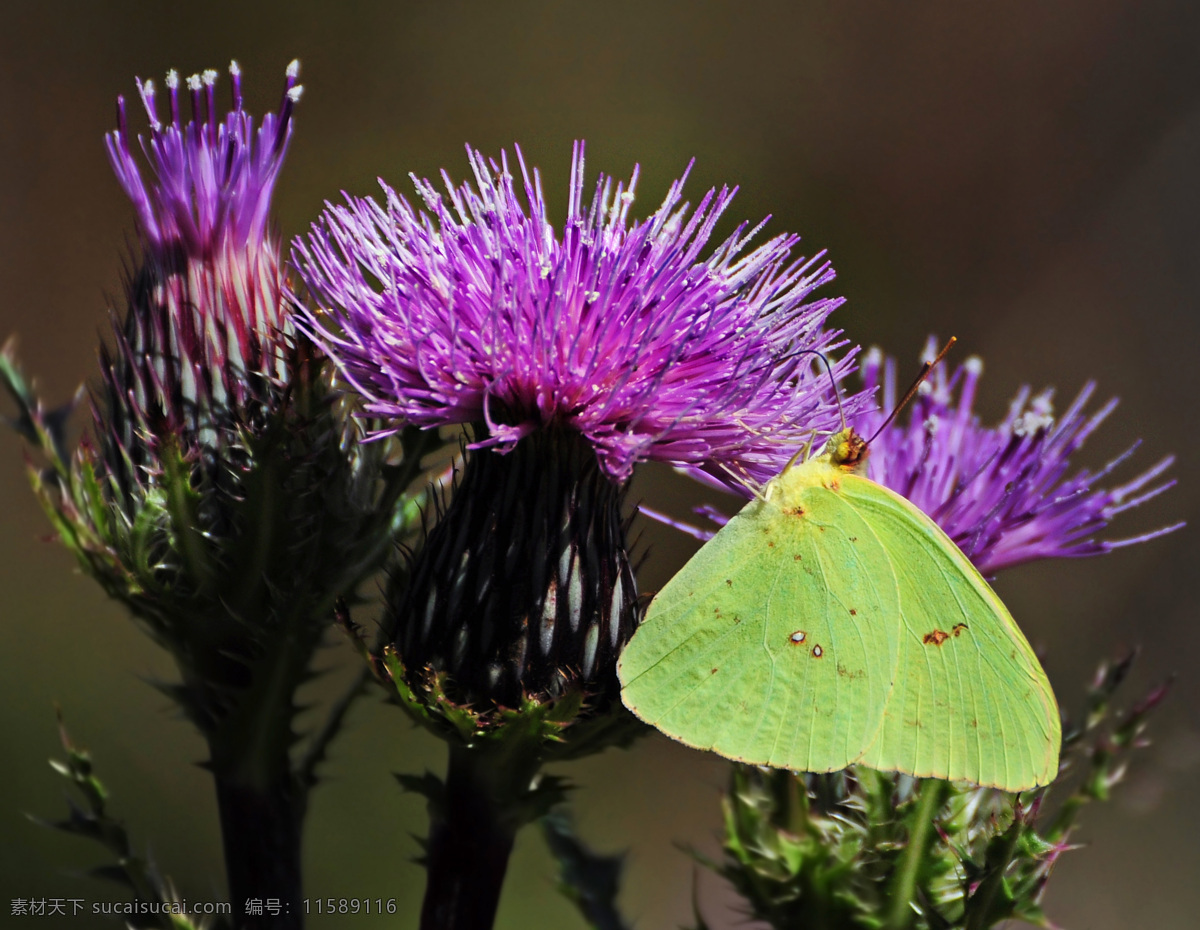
[783,348,846,431]
[866,337,957,445]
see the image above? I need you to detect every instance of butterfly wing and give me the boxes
[840,474,1062,789]
[618,485,900,772]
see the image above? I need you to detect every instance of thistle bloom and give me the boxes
[91,58,425,773]
[99,60,301,493]
[857,340,1179,575]
[0,62,433,925]
[296,144,857,486]
[295,144,858,706]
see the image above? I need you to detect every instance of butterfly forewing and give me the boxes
[619,482,899,771]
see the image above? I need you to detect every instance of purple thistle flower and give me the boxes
[3,60,449,922]
[293,144,857,707]
[108,60,299,257]
[858,338,1180,576]
[294,143,856,485]
[22,58,411,708]
[99,60,302,482]
[88,56,422,785]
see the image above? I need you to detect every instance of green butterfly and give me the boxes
[618,427,1061,791]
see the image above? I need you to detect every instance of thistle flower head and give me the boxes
[0,62,435,761]
[100,60,302,476]
[859,338,1180,575]
[294,143,857,485]
[109,59,301,256]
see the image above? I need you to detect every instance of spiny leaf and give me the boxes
[542,808,631,930]
[395,771,446,807]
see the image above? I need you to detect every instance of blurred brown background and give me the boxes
[2,1,1198,927]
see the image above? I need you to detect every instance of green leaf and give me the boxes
[542,808,631,930]
[33,712,218,929]
[159,438,216,586]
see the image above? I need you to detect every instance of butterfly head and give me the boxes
[824,427,869,474]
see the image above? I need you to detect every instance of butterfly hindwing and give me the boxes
[842,475,1061,788]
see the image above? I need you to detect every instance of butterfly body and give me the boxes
[618,429,1061,791]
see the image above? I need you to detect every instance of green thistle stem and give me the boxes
[204,611,322,929]
[885,779,947,930]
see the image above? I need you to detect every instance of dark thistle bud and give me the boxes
[394,429,638,710]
